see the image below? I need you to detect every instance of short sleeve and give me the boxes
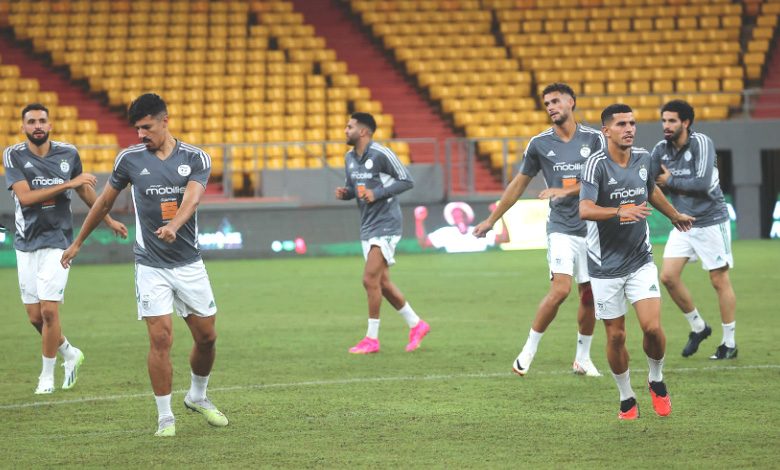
[3,148,26,190]
[108,151,131,190]
[518,140,540,177]
[70,150,83,179]
[188,149,211,188]
[579,158,602,202]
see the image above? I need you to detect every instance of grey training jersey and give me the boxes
[649,131,728,228]
[580,147,655,278]
[342,141,414,240]
[109,141,211,268]
[518,124,605,236]
[3,141,83,252]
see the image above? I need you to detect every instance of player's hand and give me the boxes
[155,225,177,243]
[671,213,695,232]
[538,188,568,201]
[69,173,97,189]
[618,202,652,221]
[414,206,428,220]
[362,188,376,203]
[335,187,349,200]
[655,165,670,186]
[472,219,494,238]
[60,244,80,269]
[108,219,128,239]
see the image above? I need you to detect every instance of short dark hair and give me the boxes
[127,93,167,124]
[541,82,576,110]
[661,99,695,127]
[21,103,49,120]
[351,112,376,134]
[601,103,634,125]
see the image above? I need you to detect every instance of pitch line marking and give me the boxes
[1,364,778,411]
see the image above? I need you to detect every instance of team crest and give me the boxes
[580,146,591,158]
[60,161,70,173]
[177,164,191,176]
[365,159,374,170]
[684,151,692,162]
[639,167,648,181]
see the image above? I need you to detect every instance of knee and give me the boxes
[149,331,173,354]
[580,285,593,306]
[642,323,664,342]
[606,330,627,348]
[659,270,682,289]
[195,331,217,350]
[362,274,380,290]
[548,285,570,306]
[40,306,58,325]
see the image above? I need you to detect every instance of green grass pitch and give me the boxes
[1,240,778,468]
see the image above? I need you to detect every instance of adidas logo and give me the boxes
[24,161,34,169]
[649,284,658,292]
[608,177,618,185]
[139,168,150,175]
[547,150,556,157]
[208,300,216,308]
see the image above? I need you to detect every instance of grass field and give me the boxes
[1,240,779,468]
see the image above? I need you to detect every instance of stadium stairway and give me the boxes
[290,0,503,192]
[0,30,136,147]
[753,36,780,118]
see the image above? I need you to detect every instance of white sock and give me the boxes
[155,394,174,421]
[612,369,635,401]
[40,356,56,380]
[189,372,210,402]
[683,309,706,332]
[366,318,380,339]
[523,329,544,355]
[58,337,79,362]
[397,302,420,328]
[647,355,665,383]
[722,321,736,348]
[575,333,593,362]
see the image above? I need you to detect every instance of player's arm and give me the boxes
[156,180,204,243]
[74,184,128,238]
[539,181,580,200]
[663,137,716,196]
[366,152,413,202]
[10,173,97,207]
[648,185,694,231]
[335,162,356,200]
[473,173,532,237]
[61,183,122,268]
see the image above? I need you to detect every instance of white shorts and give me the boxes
[663,222,733,271]
[547,233,590,283]
[134,260,217,320]
[16,248,70,304]
[590,262,661,320]
[361,235,401,267]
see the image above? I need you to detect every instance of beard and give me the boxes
[26,131,49,146]
[664,128,682,142]
[346,136,357,146]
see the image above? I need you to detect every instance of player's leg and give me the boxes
[145,314,176,436]
[571,234,600,376]
[572,282,601,376]
[630,262,670,417]
[183,314,228,427]
[696,222,737,359]
[512,273,572,376]
[136,263,177,436]
[603,316,638,419]
[376,236,429,352]
[708,266,737,359]
[349,243,385,354]
[23,303,43,334]
[661,229,712,356]
[37,248,83,390]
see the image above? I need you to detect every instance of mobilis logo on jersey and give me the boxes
[31,176,65,187]
[609,186,646,203]
[145,185,187,196]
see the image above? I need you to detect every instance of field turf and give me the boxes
[1,240,778,468]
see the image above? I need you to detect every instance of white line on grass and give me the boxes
[2,363,778,411]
